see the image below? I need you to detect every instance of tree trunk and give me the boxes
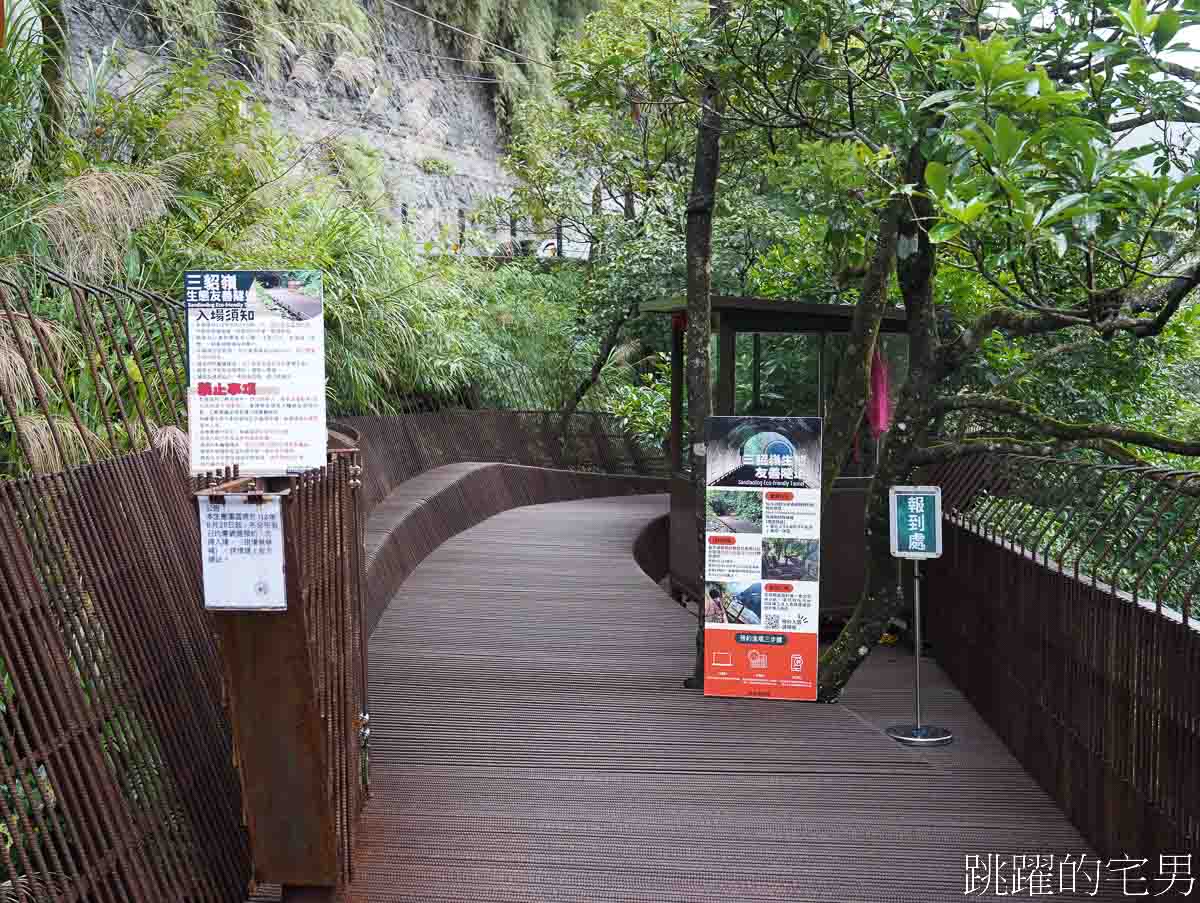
[587,182,603,263]
[683,0,728,686]
[819,197,903,506]
[818,144,941,700]
[558,299,637,436]
[897,146,939,368]
[815,378,931,700]
[560,176,639,435]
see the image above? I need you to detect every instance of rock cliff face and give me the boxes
[65,1,512,243]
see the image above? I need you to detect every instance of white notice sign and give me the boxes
[185,270,327,476]
[198,495,287,611]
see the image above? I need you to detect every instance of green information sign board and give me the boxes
[889,486,942,560]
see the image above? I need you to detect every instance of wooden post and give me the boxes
[670,314,684,473]
[201,485,338,900]
[716,314,735,416]
[752,332,761,414]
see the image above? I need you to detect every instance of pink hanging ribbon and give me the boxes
[867,347,892,439]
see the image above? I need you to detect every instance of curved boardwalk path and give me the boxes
[350,494,1121,902]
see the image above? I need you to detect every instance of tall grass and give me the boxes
[0,49,633,473]
[0,0,46,186]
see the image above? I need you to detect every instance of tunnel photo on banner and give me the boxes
[703,416,822,701]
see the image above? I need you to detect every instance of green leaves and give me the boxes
[917,89,962,111]
[924,161,950,197]
[947,197,993,224]
[1036,193,1089,228]
[1153,9,1182,50]
[1168,172,1200,203]
[1115,0,1154,38]
[948,36,1039,97]
[928,222,962,244]
[1113,0,1184,49]
[992,115,1029,166]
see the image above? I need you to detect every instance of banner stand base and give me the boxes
[886,724,953,747]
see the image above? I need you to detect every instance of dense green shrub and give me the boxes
[601,352,670,450]
[0,53,634,471]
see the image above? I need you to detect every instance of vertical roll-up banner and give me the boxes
[703,416,822,700]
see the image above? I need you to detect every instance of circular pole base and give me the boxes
[886,724,954,747]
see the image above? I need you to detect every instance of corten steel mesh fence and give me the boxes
[924,453,1200,864]
[293,452,367,893]
[202,453,367,897]
[0,266,666,900]
[932,454,1200,623]
[0,271,189,478]
[0,451,252,900]
[337,411,662,516]
[0,269,365,900]
[0,271,255,900]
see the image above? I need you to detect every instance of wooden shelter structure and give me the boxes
[640,295,909,617]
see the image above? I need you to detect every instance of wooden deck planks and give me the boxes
[349,494,1125,902]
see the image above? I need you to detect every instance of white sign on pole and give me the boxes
[185,270,326,476]
[198,495,287,611]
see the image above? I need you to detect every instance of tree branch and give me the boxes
[990,336,1093,393]
[913,434,1156,465]
[940,306,1081,375]
[1111,105,1200,131]
[558,299,638,435]
[933,394,1200,456]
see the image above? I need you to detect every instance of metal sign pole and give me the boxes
[914,560,921,729]
[886,559,952,747]
[886,485,952,748]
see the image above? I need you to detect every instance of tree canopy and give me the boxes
[499,0,1200,693]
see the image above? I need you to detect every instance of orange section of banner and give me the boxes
[703,629,818,701]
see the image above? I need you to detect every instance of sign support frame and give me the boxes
[886,485,953,747]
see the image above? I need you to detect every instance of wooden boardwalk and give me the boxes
[348,494,1125,902]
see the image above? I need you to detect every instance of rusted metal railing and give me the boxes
[925,453,1200,863]
[0,453,252,900]
[0,267,372,901]
[0,269,188,477]
[0,266,667,901]
[0,269,250,900]
[932,454,1200,624]
[200,453,366,901]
